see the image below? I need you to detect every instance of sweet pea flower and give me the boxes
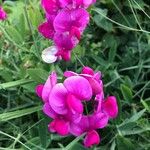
[38,0,96,62]
[36,67,118,147]
[36,71,93,136]
[0,6,7,21]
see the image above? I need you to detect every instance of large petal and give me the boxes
[49,83,68,114]
[43,102,57,119]
[67,94,83,114]
[54,8,89,33]
[42,72,57,102]
[84,130,100,147]
[102,96,118,118]
[38,21,54,39]
[71,8,89,31]
[64,76,92,100]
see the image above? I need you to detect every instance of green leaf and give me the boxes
[93,15,113,32]
[5,26,24,44]
[93,8,113,32]
[120,84,133,103]
[0,79,33,90]
[141,99,150,112]
[116,135,135,150]
[27,68,49,83]
[64,134,85,150]
[0,106,42,122]
[119,109,146,127]
[38,118,47,148]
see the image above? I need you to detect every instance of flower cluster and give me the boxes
[38,0,96,62]
[36,67,118,147]
[0,6,7,21]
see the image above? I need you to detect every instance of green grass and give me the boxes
[0,0,150,149]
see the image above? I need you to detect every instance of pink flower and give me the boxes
[0,6,7,21]
[38,0,96,62]
[36,67,118,147]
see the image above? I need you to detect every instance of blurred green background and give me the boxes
[0,0,150,149]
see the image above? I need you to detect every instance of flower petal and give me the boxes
[90,113,109,129]
[54,32,79,51]
[41,0,59,15]
[64,71,78,77]
[82,66,94,75]
[41,46,58,63]
[70,116,89,136]
[67,94,83,114]
[42,71,57,102]
[88,78,103,95]
[84,130,100,147]
[54,8,89,33]
[43,102,57,119]
[103,96,118,118]
[64,76,92,100]
[48,119,69,136]
[35,84,44,98]
[0,6,7,20]
[38,22,54,39]
[49,83,68,114]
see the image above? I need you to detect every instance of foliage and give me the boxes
[0,0,150,149]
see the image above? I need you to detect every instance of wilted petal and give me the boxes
[38,22,54,39]
[103,96,118,118]
[41,46,58,63]
[84,130,100,147]
[43,102,57,118]
[49,83,68,114]
[48,119,69,136]
[35,84,44,98]
[67,94,83,114]
[64,76,92,100]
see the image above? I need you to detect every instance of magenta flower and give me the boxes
[38,0,96,62]
[0,6,7,21]
[36,67,118,147]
